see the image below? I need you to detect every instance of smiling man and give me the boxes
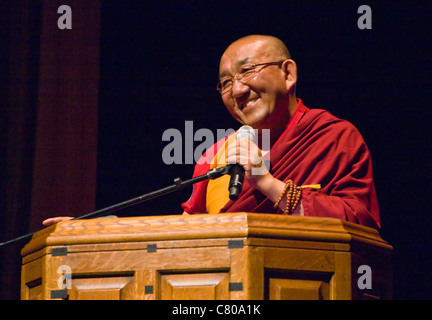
[181,35,381,229]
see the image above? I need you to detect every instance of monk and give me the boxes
[44,35,380,229]
[180,35,380,229]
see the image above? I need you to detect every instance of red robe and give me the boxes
[181,99,380,229]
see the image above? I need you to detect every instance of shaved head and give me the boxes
[223,35,291,62]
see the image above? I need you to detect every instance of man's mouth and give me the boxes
[240,98,258,111]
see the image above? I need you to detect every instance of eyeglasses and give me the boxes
[217,60,285,94]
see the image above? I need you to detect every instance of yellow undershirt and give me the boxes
[205,133,237,214]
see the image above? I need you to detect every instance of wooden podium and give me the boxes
[21,213,392,300]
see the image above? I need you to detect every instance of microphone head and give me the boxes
[236,125,255,141]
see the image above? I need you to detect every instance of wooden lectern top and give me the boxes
[21,213,391,258]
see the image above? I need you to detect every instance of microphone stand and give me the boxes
[0,165,232,249]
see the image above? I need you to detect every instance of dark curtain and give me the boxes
[0,0,100,299]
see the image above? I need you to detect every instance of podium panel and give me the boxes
[21,213,393,300]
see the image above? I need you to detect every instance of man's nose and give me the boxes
[231,79,250,99]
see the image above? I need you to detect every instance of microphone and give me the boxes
[228,125,256,200]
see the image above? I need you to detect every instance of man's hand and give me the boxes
[42,216,74,226]
[226,137,269,189]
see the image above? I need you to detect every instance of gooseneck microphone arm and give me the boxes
[0,165,232,249]
[73,165,231,221]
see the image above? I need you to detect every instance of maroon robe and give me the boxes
[182,99,380,229]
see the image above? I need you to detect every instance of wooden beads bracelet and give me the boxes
[274,180,321,215]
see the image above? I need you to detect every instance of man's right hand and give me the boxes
[42,216,74,226]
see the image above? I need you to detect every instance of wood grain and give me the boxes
[21,213,393,300]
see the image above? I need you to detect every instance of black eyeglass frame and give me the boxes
[217,60,285,94]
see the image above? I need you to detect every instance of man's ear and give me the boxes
[282,59,297,92]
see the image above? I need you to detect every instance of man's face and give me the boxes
[219,40,291,130]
